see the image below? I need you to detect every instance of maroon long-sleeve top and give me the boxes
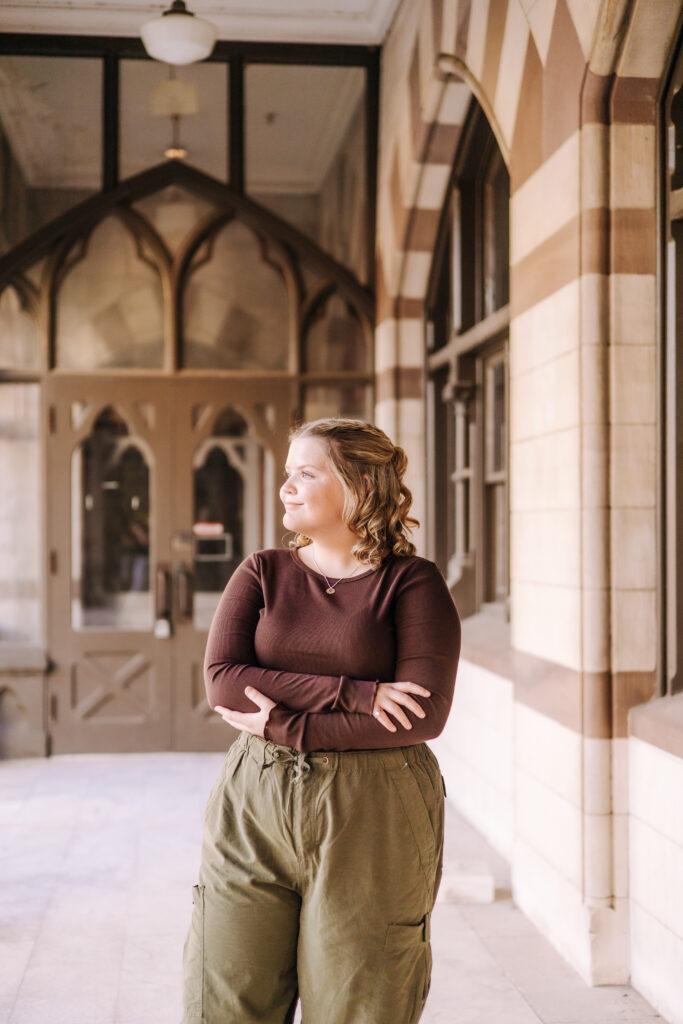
[204,547,461,753]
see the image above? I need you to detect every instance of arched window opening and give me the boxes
[304,290,369,373]
[72,406,153,631]
[133,186,216,255]
[183,220,290,370]
[426,100,510,618]
[56,216,164,370]
[192,406,268,629]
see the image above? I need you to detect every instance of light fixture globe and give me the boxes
[141,0,217,66]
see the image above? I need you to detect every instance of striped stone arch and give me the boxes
[374,0,679,564]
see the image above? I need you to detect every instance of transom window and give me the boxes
[0,39,377,285]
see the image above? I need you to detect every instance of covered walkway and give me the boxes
[0,752,665,1024]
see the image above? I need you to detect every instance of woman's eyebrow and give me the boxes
[284,463,318,472]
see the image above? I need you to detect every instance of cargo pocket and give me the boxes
[383,912,432,1024]
[181,884,205,1023]
[390,763,439,890]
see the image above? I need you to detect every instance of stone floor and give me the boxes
[0,752,667,1024]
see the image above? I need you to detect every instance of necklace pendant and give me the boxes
[325,586,336,595]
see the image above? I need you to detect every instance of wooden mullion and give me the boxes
[229,57,244,192]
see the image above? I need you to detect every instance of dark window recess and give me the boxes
[426,100,510,619]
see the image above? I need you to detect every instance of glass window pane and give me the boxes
[483,150,509,316]
[0,384,41,644]
[183,220,290,369]
[193,408,266,630]
[72,407,153,631]
[485,358,505,475]
[671,82,683,189]
[303,384,372,422]
[485,482,506,602]
[0,285,40,369]
[304,292,370,372]
[120,60,228,181]
[56,216,164,369]
[133,186,216,255]
[0,56,102,255]
[246,64,368,282]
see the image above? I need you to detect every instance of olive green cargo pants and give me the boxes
[182,731,445,1024]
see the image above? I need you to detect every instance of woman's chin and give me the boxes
[282,511,299,531]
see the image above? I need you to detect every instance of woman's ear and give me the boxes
[362,473,371,494]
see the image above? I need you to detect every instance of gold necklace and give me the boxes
[310,549,363,595]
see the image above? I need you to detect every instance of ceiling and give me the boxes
[0,0,402,45]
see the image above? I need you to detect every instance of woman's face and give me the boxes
[280,436,348,538]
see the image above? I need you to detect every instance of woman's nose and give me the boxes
[281,476,295,496]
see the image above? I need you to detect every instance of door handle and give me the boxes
[176,564,193,618]
[154,566,172,638]
[156,566,171,619]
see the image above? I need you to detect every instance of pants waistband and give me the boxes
[236,731,433,774]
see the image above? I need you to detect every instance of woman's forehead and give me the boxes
[286,435,329,467]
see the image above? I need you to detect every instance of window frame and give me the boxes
[662,31,683,696]
[426,100,510,619]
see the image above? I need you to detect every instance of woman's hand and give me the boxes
[372,682,431,732]
[214,686,276,738]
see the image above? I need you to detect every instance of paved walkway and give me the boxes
[0,753,666,1024]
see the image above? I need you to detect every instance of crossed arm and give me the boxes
[204,557,461,753]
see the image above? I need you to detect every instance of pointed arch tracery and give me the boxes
[0,162,374,397]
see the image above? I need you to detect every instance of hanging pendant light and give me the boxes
[149,66,199,160]
[141,0,217,66]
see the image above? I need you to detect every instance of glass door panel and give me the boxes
[192,407,246,629]
[71,406,153,631]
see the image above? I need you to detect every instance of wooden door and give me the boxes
[168,377,291,750]
[45,376,173,753]
[45,375,291,753]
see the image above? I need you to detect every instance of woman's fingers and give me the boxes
[386,691,426,718]
[214,706,246,727]
[244,685,276,712]
[213,687,276,738]
[374,708,397,732]
[394,682,431,697]
[382,699,412,730]
[373,681,430,726]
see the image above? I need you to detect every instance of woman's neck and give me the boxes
[300,536,361,577]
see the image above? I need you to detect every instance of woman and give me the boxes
[182,418,461,1024]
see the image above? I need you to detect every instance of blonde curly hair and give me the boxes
[288,418,418,567]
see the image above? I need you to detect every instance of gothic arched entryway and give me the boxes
[1,162,374,752]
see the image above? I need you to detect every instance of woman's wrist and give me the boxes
[332,675,378,715]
